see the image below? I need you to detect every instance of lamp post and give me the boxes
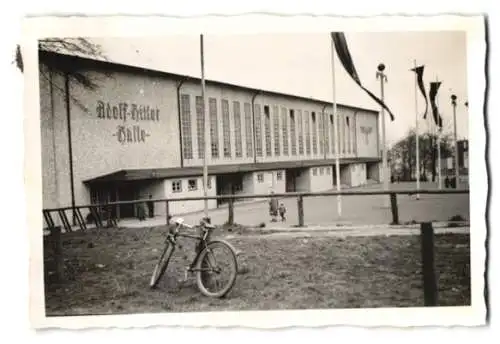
[451,94,459,189]
[376,63,389,204]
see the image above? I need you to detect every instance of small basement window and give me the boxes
[188,179,198,191]
[172,180,182,193]
[257,173,264,183]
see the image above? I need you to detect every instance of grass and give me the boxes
[43,225,471,316]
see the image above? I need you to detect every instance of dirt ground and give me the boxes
[42,225,471,316]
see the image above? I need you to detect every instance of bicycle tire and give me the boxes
[149,240,174,289]
[195,240,238,298]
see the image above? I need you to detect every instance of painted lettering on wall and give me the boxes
[96,101,160,123]
[112,125,151,144]
[96,101,160,144]
[360,126,373,145]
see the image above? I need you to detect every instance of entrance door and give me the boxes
[285,169,297,192]
[118,183,140,218]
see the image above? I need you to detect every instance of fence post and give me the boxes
[227,197,234,225]
[297,195,304,227]
[165,200,170,225]
[390,193,399,225]
[51,226,64,283]
[420,222,438,306]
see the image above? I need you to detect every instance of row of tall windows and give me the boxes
[180,95,357,160]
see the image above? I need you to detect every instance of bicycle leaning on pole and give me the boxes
[149,217,239,298]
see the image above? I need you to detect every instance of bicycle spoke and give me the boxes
[197,242,237,296]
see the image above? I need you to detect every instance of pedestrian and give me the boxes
[136,199,146,221]
[147,194,154,218]
[268,191,279,222]
[278,203,287,222]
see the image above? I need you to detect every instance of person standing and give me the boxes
[269,191,279,222]
[147,194,154,218]
[278,203,287,222]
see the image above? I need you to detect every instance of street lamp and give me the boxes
[376,63,389,204]
[451,94,459,189]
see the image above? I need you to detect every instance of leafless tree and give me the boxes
[389,128,454,182]
[16,37,110,110]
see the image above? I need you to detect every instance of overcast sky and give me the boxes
[89,31,468,145]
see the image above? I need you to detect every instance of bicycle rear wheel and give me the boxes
[195,240,238,298]
[150,241,174,289]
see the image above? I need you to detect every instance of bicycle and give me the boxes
[149,217,239,298]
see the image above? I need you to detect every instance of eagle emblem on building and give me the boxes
[360,126,372,144]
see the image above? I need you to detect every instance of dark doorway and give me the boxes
[116,182,140,218]
[285,169,299,192]
[216,173,244,206]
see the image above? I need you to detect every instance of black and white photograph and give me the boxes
[21,15,486,329]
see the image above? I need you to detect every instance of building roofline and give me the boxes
[39,49,379,115]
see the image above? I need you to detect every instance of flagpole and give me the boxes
[413,60,420,199]
[436,76,442,190]
[451,94,459,189]
[200,34,209,220]
[376,63,389,206]
[330,38,342,217]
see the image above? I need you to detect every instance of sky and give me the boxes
[88,31,469,145]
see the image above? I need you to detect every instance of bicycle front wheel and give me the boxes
[150,240,174,289]
[195,240,238,298]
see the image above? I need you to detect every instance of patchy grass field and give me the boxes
[43,225,470,316]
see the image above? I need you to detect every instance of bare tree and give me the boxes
[389,128,454,182]
[16,37,110,111]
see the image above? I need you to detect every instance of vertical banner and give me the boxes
[410,65,429,119]
[429,81,444,129]
[331,32,395,121]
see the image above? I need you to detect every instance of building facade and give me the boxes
[39,50,383,219]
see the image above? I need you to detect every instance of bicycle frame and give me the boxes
[165,222,213,272]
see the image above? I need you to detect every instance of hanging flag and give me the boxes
[429,81,443,129]
[331,32,395,121]
[410,65,429,120]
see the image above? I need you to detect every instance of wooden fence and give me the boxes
[43,188,469,307]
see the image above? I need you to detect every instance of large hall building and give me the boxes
[39,50,384,219]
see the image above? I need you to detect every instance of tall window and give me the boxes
[297,110,304,155]
[289,109,297,156]
[312,111,318,155]
[330,114,335,154]
[254,104,263,157]
[352,114,357,155]
[233,101,243,158]
[345,116,351,153]
[338,114,343,154]
[281,107,289,156]
[273,105,280,156]
[244,102,253,157]
[324,113,330,154]
[318,112,324,155]
[305,110,311,155]
[209,97,219,158]
[264,105,272,156]
[221,99,231,158]
[195,96,205,159]
[180,94,193,159]
[342,113,346,154]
